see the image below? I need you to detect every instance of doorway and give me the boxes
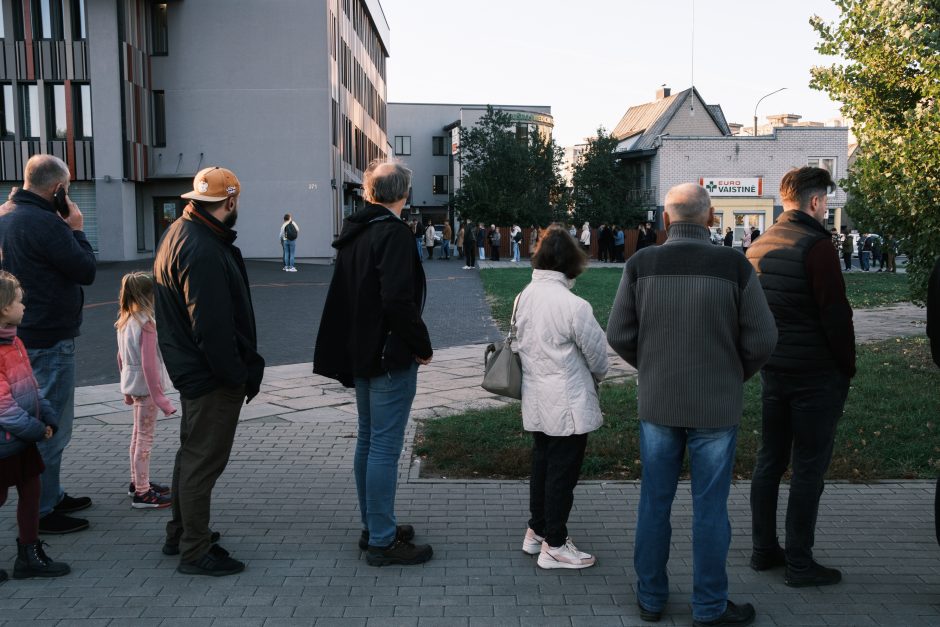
[154,197,183,246]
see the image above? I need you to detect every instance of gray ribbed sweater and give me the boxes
[606,222,778,428]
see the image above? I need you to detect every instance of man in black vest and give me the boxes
[746,167,855,587]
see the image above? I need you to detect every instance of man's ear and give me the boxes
[662,211,671,231]
[708,206,716,227]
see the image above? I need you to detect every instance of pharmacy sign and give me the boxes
[699,177,762,197]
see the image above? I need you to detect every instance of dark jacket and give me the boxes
[314,202,432,388]
[0,333,58,459]
[0,189,96,348]
[929,256,940,368]
[153,203,264,401]
[746,210,856,377]
[463,225,476,248]
[723,231,733,247]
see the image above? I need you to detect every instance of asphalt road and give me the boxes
[74,256,501,386]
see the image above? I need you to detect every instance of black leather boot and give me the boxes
[12,539,70,579]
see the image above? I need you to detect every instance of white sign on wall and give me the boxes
[699,177,763,197]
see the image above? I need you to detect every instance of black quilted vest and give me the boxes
[746,210,836,373]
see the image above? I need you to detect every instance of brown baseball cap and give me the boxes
[182,166,241,202]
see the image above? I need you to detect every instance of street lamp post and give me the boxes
[753,87,787,136]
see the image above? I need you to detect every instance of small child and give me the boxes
[0,271,70,581]
[116,272,176,509]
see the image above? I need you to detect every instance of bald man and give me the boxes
[0,154,97,536]
[608,183,776,627]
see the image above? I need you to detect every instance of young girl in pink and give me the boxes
[0,271,69,581]
[116,272,176,509]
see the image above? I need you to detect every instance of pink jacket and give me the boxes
[117,316,175,415]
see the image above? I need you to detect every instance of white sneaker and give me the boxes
[522,528,544,555]
[289,267,298,272]
[462,266,471,270]
[536,537,595,570]
[283,266,289,271]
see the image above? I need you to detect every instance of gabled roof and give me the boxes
[611,87,731,151]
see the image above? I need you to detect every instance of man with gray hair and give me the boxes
[607,183,777,626]
[0,154,97,535]
[314,159,434,567]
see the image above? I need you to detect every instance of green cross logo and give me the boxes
[705,180,717,192]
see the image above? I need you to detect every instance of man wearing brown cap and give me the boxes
[154,166,265,576]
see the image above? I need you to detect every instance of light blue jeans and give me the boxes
[28,339,76,517]
[635,420,738,622]
[511,241,520,262]
[478,246,486,261]
[282,239,296,268]
[353,362,418,547]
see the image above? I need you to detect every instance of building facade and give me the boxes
[387,102,552,225]
[0,0,390,261]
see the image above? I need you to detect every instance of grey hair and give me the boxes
[364,159,412,204]
[664,183,711,222]
[24,154,70,192]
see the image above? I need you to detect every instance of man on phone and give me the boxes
[0,154,97,535]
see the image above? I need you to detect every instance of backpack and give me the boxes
[284,221,298,241]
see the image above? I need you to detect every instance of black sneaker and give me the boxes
[750,545,786,571]
[128,482,170,496]
[637,600,662,622]
[785,561,842,587]
[177,544,244,577]
[162,531,221,556]
[132,489,172,509]
[692,601,756,627]
[366,540,433,567]
[358,525,415,551]
[38,512,89,535]
[53,494,92,514]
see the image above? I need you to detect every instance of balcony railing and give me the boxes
[626,187,657,205]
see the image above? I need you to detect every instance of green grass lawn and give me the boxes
[481,267,910,332]
[413,336,939,481]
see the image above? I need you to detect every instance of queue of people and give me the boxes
[0,157,924,627]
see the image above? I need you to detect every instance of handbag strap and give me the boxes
[507,289,525,345]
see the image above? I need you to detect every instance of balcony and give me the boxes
[625,187,657,205]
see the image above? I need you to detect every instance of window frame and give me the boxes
[394,135,411,156]
[0,84,13,138]
[152,90,166,147]
[432,136,446,156]
[151,2,168,56]
[20,84,40,139]
[432,174,449,195]
[808,157,837,197]
[72,83,92,139]
[31,0,65,40]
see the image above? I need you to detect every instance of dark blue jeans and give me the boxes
[750,369,850,569]
[635,421,738,622]
[354,362,418,548]
[29,339,76,517]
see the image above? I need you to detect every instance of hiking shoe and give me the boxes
[53,494,92,514]
[128,482,170,496]
[637,600,662,622]
[536,537,595,570]
[785,561,842,587]
[177,544,244,577]
[750,545,786,571]
[132,489,172,509]
[162,531,221,555]
[12,539,71,579]
[358,525,415,551]
[38,512,89,535]
[521,528,544,555]
[366,540,433,567]
[692,601,755,626]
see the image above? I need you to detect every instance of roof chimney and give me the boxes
[656,86,671,100]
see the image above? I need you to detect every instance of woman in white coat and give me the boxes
[515,225,609,569]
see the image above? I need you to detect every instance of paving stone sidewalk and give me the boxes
[0,305,935,626]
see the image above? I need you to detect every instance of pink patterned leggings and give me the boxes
[129,395,158,496]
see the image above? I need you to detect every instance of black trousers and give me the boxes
[842,252,853,270]
[165,384,245,562]
[490,244,500,261]
[465,244,476,267]
[750,369,850,569]
[528,431,588,547]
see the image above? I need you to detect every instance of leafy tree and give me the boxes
[570,127,645,227]
[811,0,940,302]
[454,106,565,227]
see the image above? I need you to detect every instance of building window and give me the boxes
[808,157,837,196]
[432,136,446,156]
[152,90,166,147]
[70,0,85,39]
[73,84,91,138]
[432,175,449,195]
[0,5,5,38]
[394,135,411,156]
[151,3,168,55]
[0,85,12,137]
[20,84,39,138]
[31,0,64,40]
[46,83,66,139]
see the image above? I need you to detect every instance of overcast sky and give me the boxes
[380,0,845,147]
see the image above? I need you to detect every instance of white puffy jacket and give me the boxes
[515,270,609,436]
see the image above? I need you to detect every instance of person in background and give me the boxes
[510,224,523,262]
[441,221,453,260]
[883,234,898,273]
[489,225,502,262]
[477,223,487,261]
[463,221,477,270]
[529,225,539,259]
[724,227,734,247]
[613,225,625,262]
[872,236,883,272]
[456,224,465,260]
[840,227,854,271]
[279,213,300,272]
[516,225,608,570]
[579,222,591,256]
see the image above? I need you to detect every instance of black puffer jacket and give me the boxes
[153,203,265,401]
[314,202,432,387]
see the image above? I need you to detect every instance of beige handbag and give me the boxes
[482,292,524,399]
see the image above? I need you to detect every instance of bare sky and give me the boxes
[380,0,845,147]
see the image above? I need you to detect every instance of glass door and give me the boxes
[154,197,182,246]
